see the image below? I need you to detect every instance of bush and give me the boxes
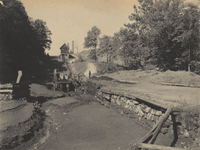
[191,61,200,75]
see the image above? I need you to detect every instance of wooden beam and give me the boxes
[149,106,173,144]
[135,105,173,144]
[130,143,185,150]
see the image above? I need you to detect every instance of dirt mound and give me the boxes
[100,70,159,83]
[90,76,114,81]
[150,70,200,86]
[96,62,124,74]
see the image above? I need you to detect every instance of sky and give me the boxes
[20,0,199,56]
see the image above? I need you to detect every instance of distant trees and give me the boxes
[0,0,52,83]
[83,0,200,72]
[84,26,101,61]
[122,0,200,71]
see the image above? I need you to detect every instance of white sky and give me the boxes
[20,0,199,56]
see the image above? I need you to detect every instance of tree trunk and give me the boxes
[107,53,108,63]
[188,48,191,72]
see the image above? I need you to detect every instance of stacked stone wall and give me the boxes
[95,90,198,139]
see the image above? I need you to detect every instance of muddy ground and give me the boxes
[16,89,173,150]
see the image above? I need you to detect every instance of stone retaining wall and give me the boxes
[96,91,169,126]
[95,90,198,139]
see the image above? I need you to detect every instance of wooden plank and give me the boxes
[131,143,185,150]
[136,105,173,144]
[149,106,173,144]
[0,90,13,93]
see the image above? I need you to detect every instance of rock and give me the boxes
[139,108,145,117]
[117,96,120,101]
[103,93,110,100]
[98,91,102,95]
[154,116,160,123]
[155,110,162,116]
[116,99,121,105]
[151,115,155,121]
[114,95,118,99]
[131,105,136,111]
[121,97,127,102]
[147,113,152,121]
[96,98,101,102]
[111,98,116,103]
[145,107,151,113]
[190,130,196,138]
[150,109,156,115]
[135,105,141,113]
[139,117,142,121]
[168,115,172,121]
[132,100,139,105]
[144,113,147,119]
[128,106,132,110]
[140,104,146,109]
[126,100,131,105]
[168,125,174,136]
[183,129,190,138]
[124,104,129,109]
[161,128,168,134]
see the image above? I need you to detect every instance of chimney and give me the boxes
[72,41,74,54]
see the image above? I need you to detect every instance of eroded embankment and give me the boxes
[86,79,200,150]
[0,106,46,150]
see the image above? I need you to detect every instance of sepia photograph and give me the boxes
[0,0,200,149]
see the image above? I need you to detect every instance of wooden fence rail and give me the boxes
[127,105,185,150]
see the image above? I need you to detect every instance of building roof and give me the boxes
[60,43,70,54]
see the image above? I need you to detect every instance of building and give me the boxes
[58,43,78,63]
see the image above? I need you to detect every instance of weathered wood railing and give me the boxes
[127,105,184,150]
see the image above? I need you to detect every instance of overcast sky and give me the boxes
[21,0,199,56]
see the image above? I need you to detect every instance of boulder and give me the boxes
[145,107,151,113]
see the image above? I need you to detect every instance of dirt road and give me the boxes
[25,95,172,150]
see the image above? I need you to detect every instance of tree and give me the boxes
[173,2,200,71]
[98,35,113,63]
[0,0,52,83]
[84,26,101,61]
[125,0,200,71]
[124,0,152,68]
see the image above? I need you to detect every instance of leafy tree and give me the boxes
[0,0,52,83]
[98,35,113,63]
[88,49,96,60]
[110,32,124,60]
[125,0,200,71]
[84,26,101,61]
[173,2,200,71]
